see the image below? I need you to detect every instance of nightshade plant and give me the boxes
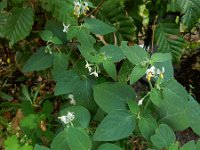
[0,0,200,149]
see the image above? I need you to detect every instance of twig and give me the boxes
[113,32,117,46]
[96,35,108,45]
[150,18,156,53]
[80,0,105,22]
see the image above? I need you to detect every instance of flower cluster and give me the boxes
[146,66,165,81]
[73,1,89,18]
[85,60,100,77]
[58,112,75,127]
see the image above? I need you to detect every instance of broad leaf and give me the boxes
[78,45,103,63]
[98,143,122,150]
[73,78,97,111]
[93,82,136,113]
[52,52,69,75]
[93,110,135,141]
[155,21,185,62]
[100,45,124,62]
[54,70,80,96]
[150,88,163,107]
[151,53,171,63]
[151,124,176,149]
[103,60,117,80]
[157,88,189,131]
[121,42,149,65]
[162,79,189,101]
[118,60,134,83]
[2,7,34,46]
[180,140,196,150]
[186,97,200,135]
[130,65,146,84]
[45,20,67,43]
[67,26,96,48]
[84,18,116,35]
[34,145,51,150]
[22,47,53,72]
[139,114,157,139]
[51,130,70,150]
[66,127,92,150]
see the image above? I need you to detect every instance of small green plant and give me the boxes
[0,0,200,149]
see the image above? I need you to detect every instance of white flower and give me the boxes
[138,98,144,106]
[68,94,76,105]
[73,1,81,17]
[58,112,75,125]
[156,67,165,79]
[85,60,93,72]
[63,23,70,33]
[73,1,89,17]
[81,2,89,15]
[146,66,156,81]
[146,66,165,81]
[90,70,98,77]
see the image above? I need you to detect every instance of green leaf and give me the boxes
[100,45,124,62]
[64,26,96,47]
[22,47,53,72]
[93,82,136,113]
[54,70,80,96]
[118,60,134,83]
[186,97,200,135]
[42,100,53,116]
[20,145,33,150]
[2,7,34,46]
[45,20,67,43]
[0,91,13,101]
[20,114,39,129]
[41,0,76,25]
[178,0,200,28]
[60,106,90,128]
[121,41,149,65]
[4,135,33,150]
[157,87,189,131]
[151,53,172,63]
[99,0,136,42]
[155,21,185,62]
[51,130,70,150]
[130,65,146,84]
[150,124,176,149]
[150,88,163,107]
[162,79,189,101]
[34,144,51,150]
[84,18,116,35]
[180,140,196,150]
[196,139,200,149]
[78,45,103,63]
[169,143,179,150]
[73,78,97,111]
[139,114,157,139]
[93,110,135,141]
[39,30,53,42]
[103,60,117,80]
[127,99,139,115]
[0,0,7,11]
[98,143,122,150]
[52,52,69,74]
[4,135,19,150]
[66,127,92,150]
